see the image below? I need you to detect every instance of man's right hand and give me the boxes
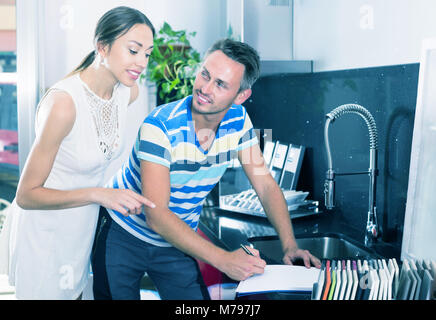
[218,247,266,281]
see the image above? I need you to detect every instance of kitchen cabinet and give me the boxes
[226,0,312,75]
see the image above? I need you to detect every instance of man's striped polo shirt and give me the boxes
[106,95,258,247]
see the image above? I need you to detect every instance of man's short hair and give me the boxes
[205,39,260,92]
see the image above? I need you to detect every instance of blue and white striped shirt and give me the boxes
[106,95,258,247]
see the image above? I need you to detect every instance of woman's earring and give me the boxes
[94,52,102,69]
[101,56,109,69]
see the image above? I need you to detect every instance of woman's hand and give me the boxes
[93,188,155,216]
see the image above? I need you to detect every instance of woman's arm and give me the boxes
[16,90,154,214]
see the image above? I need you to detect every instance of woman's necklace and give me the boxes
[82,82,120,160]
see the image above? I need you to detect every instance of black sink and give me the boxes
[247,233,381,264]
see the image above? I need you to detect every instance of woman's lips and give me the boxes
[127,69,141,80]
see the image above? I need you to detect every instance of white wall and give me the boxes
[43,0,226,88]
[41,0,436,85]
[43,0,145,88]
[293,0,436,72]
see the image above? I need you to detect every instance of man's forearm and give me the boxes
[258,183,298,251]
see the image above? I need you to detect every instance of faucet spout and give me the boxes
[323,104,380,246]
[324,169,335,210]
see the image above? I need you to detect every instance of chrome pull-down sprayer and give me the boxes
[323,104,380,246]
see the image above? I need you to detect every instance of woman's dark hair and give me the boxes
[71,6,155,74]
[205,38,260,92]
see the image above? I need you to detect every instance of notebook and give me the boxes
[236,265,321,296]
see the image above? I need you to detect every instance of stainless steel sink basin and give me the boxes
[247,233,380,264]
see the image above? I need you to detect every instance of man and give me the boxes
[92,39,321,300]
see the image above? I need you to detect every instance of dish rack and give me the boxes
[217,139,320,218]
[219,188,314,218]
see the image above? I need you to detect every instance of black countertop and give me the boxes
[198,206,401,261]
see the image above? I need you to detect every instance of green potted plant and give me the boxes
[141,22,201,105]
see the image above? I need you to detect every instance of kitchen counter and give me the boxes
[198,205,402,301]
[198,205,401,261]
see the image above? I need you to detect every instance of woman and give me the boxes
[3,6,156,299]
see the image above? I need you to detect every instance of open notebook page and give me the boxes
[236,265,321,295]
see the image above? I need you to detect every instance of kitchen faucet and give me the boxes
[323,104,380,246]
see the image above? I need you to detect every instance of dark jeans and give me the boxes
[91,207,210,300]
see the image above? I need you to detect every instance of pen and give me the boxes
[240,244,254,256]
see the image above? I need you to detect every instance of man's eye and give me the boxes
[129,49,138,55]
